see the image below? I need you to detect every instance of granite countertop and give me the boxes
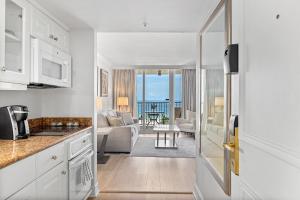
[0,126,92,169]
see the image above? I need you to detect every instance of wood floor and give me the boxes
[90,193,194,200]
[97,154,196,193]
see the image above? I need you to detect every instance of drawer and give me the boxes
[36,142,64,177]
[0,155,36,200]
[69,131,92,159]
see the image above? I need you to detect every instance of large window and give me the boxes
[136,69,182,128]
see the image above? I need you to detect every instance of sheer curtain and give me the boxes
[182,69,196,117]
[112,69,136,116]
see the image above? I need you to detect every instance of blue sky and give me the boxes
[136,74,182,102]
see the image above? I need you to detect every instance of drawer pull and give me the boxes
[51,155,57,160]
[82,140,86,143]
[61,170,67,175]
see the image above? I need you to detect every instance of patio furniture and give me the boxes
[145,111,164,127]
[153,124,180,149]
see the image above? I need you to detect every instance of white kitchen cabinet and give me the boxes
[0,0,31,86]
[30,8,51,43]
[7,181,36,200]
[31,8,70,52]
[36,162,68,200]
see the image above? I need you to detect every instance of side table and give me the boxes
[97,127,112,164]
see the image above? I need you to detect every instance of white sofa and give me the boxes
[97,110,139,153]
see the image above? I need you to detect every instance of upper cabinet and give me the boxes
[31,8,70,53]
[0,0,31,86]
[0,0,71,90]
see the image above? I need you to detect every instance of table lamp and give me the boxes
[117,97,129,112]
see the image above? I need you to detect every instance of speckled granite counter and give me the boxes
[0,126,92,169]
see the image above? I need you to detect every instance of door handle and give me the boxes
[223,143,235,152]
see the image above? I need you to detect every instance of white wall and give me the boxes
[41,29,95,117]
[97,54,113,111]
[0,90,42,119]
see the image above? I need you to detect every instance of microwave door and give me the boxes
[39,51,67,87]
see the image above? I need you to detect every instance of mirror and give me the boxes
[200,0,232,195]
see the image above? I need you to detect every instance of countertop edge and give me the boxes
[0,126,93,170]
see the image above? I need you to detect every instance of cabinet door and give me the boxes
[7,181,36,200]
[0,0,30,84]
[31,8,51,43]
[51,23,69,52]
[36,163,68,200]
[0,0,5,69]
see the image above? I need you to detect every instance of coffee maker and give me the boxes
[0,105,30,140]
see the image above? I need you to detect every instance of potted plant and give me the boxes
[161,114,169,124]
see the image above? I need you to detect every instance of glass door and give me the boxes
[144,69,169,128]
[0,0,29,84]
[200,0,233,195]
[136,69,171,129]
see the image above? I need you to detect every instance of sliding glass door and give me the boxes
[136,69,182,129]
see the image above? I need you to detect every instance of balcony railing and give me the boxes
[137,101,182,125]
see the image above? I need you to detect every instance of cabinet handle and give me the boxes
[54,37,58,41]
[18,69,22,73]
[51,155,57,160]
[1,67,6,72]
[82,140,86,143]
[61,171,67,175]
[49,34,54,39]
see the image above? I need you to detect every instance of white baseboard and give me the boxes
[193,184,204,200]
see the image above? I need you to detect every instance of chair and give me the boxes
[175,110,196,135]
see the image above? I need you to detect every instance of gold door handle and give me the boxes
[223,143,235,152]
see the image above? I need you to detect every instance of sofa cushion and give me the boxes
[97,113,109,127]
[118,112,134,125]
[107,116,124,126]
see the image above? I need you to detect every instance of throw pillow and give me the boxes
[119,112,134,125]
[107,116,124,127]
[107,110,117,117]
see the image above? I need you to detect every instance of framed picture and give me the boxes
[98,68,108,97]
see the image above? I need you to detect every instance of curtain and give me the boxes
[182,69,196,117]
[113,69,136,116]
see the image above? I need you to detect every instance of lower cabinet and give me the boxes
[36,162,68,200]
[7,162,68,200]
[7,181,36,200]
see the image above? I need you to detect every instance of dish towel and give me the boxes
[81,160,93,185]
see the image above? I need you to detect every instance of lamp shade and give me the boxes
[215,97,224,106]
[117,97,129,106]
[96,97,103,111]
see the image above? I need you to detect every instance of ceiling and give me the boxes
[98,33,197,66]
[34,0,220,32]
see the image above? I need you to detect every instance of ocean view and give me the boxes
[136,74,182,102]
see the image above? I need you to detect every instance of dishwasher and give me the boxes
[68,132,94,200]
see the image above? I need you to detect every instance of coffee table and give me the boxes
[153,124,180,149]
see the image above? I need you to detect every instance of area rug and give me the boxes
[131,136,196,158]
